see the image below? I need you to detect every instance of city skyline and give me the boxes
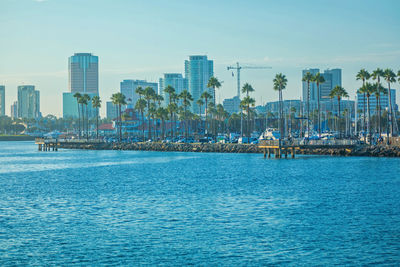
[1,0,400,117]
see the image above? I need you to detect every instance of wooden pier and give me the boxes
[259,139,358,159]
[35,138,59,151]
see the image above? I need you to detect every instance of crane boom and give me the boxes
[227,62,271,97]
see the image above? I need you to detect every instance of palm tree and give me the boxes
[178,89,194,139]
[207,77,222,105]
[196,99,204,117]
[196,98,204,135]
[82,94,91,140]
[167,102,178,139]
[240,96,255,140]
[135,98,147,140]
[111,92,127,142]
[356,69,371,138]
[358,82,375,143]
[373,83,387,137]
[383,69,396,136]
[241,83,255,97]
[329,86,349,138]
[156,107,168,139]
[241,83,255,138]
[91,96,101,139]
[135,86,144,100]
[144,87,156,140]
[153,94,164,138]
[201,91,213,136]
[164,86,176,137]
[73,92,82,139]
[302,72,314,136]
[312,73,325,137]
[78,96,85,139]
[273,74,287,139]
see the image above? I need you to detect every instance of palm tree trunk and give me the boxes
[363,92,366,142]
[367,96,371,144]
[81,104,84,140]
[387,82,393,136]
[77,100,81,139]
[96,107,99,139]
[170,112,173,138]
[119,104,122,142]
[338,98,341,139]
[205,99,208,137]
[86,104,89,141]
[147,101,151,140]
[378,96,382,138]
[317,83,321,137]
[141,111,144,140]
[307,82,310,136]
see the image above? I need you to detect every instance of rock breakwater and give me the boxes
[58,142,400,157]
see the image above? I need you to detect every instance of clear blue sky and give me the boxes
[1,0,400,117]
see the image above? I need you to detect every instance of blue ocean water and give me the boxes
[0,141,399,265]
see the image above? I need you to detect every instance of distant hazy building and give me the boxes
[10,101,18,119]
[321,69,342,100]
[266,100,302,116]
[159,73,187,106]
[357,88,397,115]
[223,96,241,114]
[185,55,213,112]
[0,86,5,116]
[302,68,342,102]
[120,79,158,105]
[69,53,99,94]
[63,92,97,118]
[106,101,118,120]
[17,85,40,119]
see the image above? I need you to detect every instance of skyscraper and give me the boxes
[64,53,99,118]
[17,85,40,119]
[321,69,342,100]
[10,101,18,119]
[106,101,118,120]
[120,79,158,105]
[185,55,213,112]
[0,86,5,116]
[69,53,99,94]
[159,73,187,106]
[302,68,342,102]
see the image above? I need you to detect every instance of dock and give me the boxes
[258,139,358,159]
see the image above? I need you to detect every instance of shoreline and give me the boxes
[56,142,400,157]
[0,135,36,141]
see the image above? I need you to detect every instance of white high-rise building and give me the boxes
[120,79,158,105]
[185,55,213,112]
[17,85,40,119]
[159,73,187,106]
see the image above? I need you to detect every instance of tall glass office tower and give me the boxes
[17,85,40,119]
[185,55,213,112]
[68,53,99,94]
[0,86,5,116]
[64,53,98,118]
